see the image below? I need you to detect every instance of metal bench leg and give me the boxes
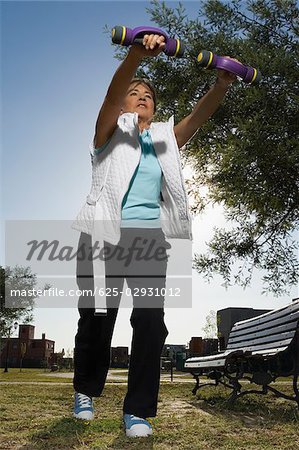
[191,372,221,395]
[236,384,268,400]
[294,373,299,409]
[191,373,200,395]
[266,354,299,408]
[227,378,243,405]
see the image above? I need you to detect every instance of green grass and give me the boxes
[0,368,72,383]
[0,372,298,449]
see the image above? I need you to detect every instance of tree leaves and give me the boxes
[111,0,299,295]
[0,266,36,338]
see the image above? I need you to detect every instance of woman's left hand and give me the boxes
[215,56,239,89]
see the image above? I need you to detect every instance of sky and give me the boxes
[1,1,298,354]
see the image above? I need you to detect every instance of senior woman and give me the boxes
[71,34,236,437]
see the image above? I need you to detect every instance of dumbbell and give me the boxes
[112,25,185,58]
[197,50,261,84]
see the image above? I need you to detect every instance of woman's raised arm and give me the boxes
[174,65,237,149]
[94,36,165,149]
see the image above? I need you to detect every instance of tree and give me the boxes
[202,310,218,338]
[0,265,37,338]
[65,348,74,359]
[19,342,27,372]
[1,265,40,372]
[117,0,298,296]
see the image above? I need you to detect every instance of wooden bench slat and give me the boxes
[227,330,295,350]
[231,301,299,333]
[185,351,231,364]
[226,337,293,353]
[185,345,290,370]
[228,321,297,345]
[185,358,226,369]
[229,311,299,339]
[248,346,289,357]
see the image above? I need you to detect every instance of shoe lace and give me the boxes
[77,393,92,408]
[129,414,148,423]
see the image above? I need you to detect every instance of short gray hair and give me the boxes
[130,77,157,112]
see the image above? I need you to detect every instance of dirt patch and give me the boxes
[159,399,212,418]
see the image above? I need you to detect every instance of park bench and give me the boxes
[184,299,299,408]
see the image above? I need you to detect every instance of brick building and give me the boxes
[188,337,218,357]
[0,324,55,368]
[110,347,129,368]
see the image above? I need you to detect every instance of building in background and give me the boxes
[161,340,219,371]
[162,344,186,360]
[217,307,271,350]
[188,337,218,358]
[110,346,129,368]
[161,344,187,371]
[0,324,55,369]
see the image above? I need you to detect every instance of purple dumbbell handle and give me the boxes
[129,26,177,57]
[131,26,169,41]
[213,55,248,79]
[197,50,260,83]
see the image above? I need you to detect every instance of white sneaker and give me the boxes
[123,413,153,437]
[73,392,94,420]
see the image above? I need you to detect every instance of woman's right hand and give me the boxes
[129,34,166,58]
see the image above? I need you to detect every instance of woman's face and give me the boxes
[121,82,155,122]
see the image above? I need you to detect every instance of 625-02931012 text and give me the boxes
[9,287,182,298]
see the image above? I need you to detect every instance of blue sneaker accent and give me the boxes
[123,413,153,437]
[73,392,94,420]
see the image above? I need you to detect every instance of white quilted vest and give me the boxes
[71,112,193,244]
[71,112,193,313]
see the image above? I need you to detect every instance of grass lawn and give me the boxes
[0,368,72,383]
[0,369,298,449]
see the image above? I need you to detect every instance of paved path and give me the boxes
[0,380,294,386]
[39,370,193,383]
[0,380,193,385]
[0,368,293,386]
[0,369,195,385]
